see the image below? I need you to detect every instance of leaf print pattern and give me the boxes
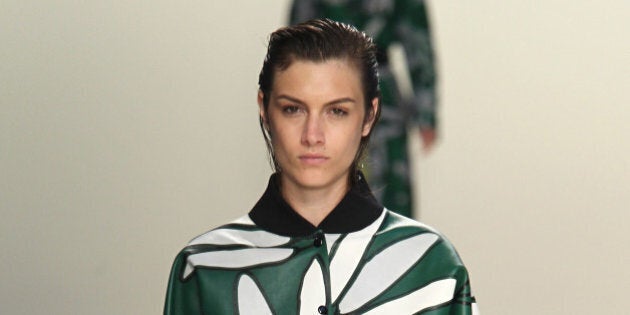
[167,211,478,314]
[189,215,290,247]
[329,211,386,301]
[362,278,456,315]
[337,233,440,313]
[183,247,293,279]
[237,273,273,315]
[299,259,327,315]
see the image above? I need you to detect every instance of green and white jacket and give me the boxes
[164,175,479,314]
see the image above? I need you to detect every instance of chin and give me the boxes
[284,168,348,190]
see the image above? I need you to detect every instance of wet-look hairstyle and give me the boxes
[258,18,381,185]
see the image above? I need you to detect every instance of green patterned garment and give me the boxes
[290,0,438,218]
[164,175,478,314]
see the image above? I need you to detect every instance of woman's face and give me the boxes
[259,59,377,193]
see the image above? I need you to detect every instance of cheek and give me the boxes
[269,125,294,154]
[342,123,366,154]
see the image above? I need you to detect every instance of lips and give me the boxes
[299,154,329,165]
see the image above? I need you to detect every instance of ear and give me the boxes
[257,90,269,129]
[361,97,379,136]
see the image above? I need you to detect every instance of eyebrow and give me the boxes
[275,94,357,106]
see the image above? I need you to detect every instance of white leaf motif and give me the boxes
[330,210,386,300]
[339,233,439,313]
[183,248,293,279]
[189,228,290,247]
[237,274,273,315]
[299,259,326,315]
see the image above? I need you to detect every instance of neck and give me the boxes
[280,176,349,227]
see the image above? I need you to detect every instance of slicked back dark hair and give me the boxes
[258,18,381,185]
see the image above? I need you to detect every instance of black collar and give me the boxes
[248,173,384,237]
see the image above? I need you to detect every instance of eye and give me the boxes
[281,105,302,115]
[330,107,348,116]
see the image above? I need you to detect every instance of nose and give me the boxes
[301,114,325,146]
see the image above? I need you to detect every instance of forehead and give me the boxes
[271,59,363,98]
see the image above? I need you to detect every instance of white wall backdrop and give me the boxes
[419,2,629,314]
[1,1,628,314]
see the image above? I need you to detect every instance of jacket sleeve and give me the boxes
[420,232,479,315]
[164,251,202,315]
[448,266,480,315]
